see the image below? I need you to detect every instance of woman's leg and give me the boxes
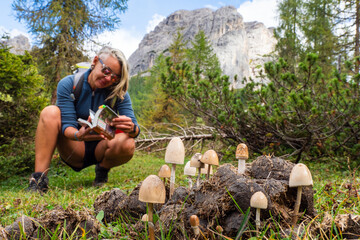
[95,133,135,169]
[91,133,135,186]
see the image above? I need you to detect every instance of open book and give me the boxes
[78,105,118,139]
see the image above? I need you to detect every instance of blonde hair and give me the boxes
[97,46,129,101]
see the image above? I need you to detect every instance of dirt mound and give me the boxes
[4,206,100,239]
[94,156,316,239]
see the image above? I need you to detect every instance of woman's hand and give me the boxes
[111,115,135,133]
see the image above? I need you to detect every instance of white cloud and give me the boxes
[146,14,165,33]
[237,0,278,28]
[87,28,143,59]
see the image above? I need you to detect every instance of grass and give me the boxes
[0,152,359,239]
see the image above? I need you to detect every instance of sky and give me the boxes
[0,0,278,59]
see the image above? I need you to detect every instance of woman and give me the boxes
[28,46,139,193]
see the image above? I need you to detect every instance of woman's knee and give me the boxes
[109,136,135,158]
[39,106,61,125]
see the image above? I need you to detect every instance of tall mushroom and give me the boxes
[184,161,197,188]
[236,143,249,174]
[139,175,166,240]
[190,153,203,187]
[158,164,171,185]
[289,163,313,225]
[200,150,219,179]
[189,215,200,236]
[250,191,268,233]
[164,137,185,198]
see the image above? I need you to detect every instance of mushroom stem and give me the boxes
[255,208,260,233]
[196,167,201,187]
[292,186,303,225]
[207,166,211,179]
[187,177,193,189]
[148,203,155,240]
[238,159,245,174]
[170,164,176,198]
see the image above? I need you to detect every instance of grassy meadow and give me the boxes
[0,151,359,239]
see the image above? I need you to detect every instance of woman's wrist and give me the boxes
[74,131,80,141]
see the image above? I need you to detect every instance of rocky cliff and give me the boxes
[128,6,276,88]
[2,34,31,55]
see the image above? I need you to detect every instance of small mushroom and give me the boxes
[289,163,313,225]
[184,161,197,188]
[139,175,166,240]
[200,150,219,179]
[190,153,203,187]
[216,225,223,234]
[236,143,249,174]
[164,137,185,198]
[158,164,171,184]
[189,215,200,236]
[141,214,149,222]
[250,191,268,233]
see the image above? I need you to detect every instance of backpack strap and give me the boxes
[70,71,86,106]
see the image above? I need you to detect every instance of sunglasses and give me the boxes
[98,58,121,83]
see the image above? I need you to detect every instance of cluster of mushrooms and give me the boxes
[138,138,314,239]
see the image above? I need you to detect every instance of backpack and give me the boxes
[69,62,117,108]
[70,62,91,106]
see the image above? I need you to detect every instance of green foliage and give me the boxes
[0,46,47,146]
[0,139,35,180]
[161,51,360,163]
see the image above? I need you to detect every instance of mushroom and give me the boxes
[190,153,203,187]
[189,215,200,236]
[289,163,313,225]
[139,175,166,240]
[158,164,171,184]
[164,137,185,198]
[250,191,268,232]
[200,163,213,175]
[200,150,219,179]
[183,161,197,188]
[236,143,249,174]
[141,214,149,222]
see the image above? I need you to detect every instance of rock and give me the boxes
[93,188,127,223]
[2,34,31,55]
[128,6,276,87]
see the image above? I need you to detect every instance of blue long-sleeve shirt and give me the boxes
[56,69,139,136]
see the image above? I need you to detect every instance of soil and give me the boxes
[3,155,360,239]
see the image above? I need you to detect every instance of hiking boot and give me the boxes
[27,172,49,193]
[93,164,110,187]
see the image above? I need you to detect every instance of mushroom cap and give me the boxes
[190,153,203,168]
[200,163,213,175]
[158,164,171,178]
[141,214,149,222]
[250,191,268,209]
[200,150,219,166]
[190,215,199,227]
[236,143,249,160]
[289,163,313,187]
[139,175,166,204]
[184,161,197,176]
[165,137,185,165]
